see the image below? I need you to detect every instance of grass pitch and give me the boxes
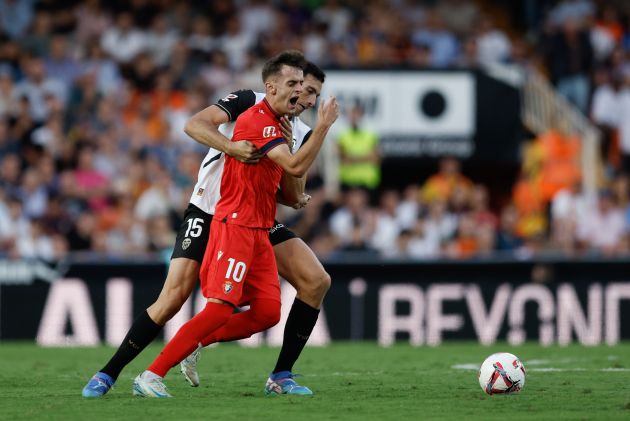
[0,342,629,420]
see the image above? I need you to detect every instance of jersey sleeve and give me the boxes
[214,90,257,122]
[299,130,313,149]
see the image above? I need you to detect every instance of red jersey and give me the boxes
[214,99,285,229]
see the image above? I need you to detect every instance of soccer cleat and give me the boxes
[132,371,172,398]
[180,345,201,387]
[82,372,115,397]
[264,371,313,396]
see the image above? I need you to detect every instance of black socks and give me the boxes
[273,298,320,374]
[100,310,162,380]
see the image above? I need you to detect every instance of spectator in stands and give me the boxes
[0,0,34,40]
[411,9,459,68]
[337,104,381,198]
[405,217,441,259]
[590,67,622,169]
[397,184,421,231]
[313,0,352,43]
[17,168,48,219]
[19,10,52,57]
[44,34,82,94]
[544,17,594,112]
[370,189,402,257]
[100,11,146,64]
[329,188,375,250]
[145,13,179,68]
[0,117,18,156]
[475,15,512,64]
[12,55,66,123]
[617,73,630,173]
[577,189,626,255]
[74,0,111,45]
[0,68,15,118]
[423,199,458,245]
[421,157,472,205]
[495,204,525,252]
[446,213,480,258]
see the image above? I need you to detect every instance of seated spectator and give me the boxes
[370,189,402,257]
[421,157,472,204]
[329,188,375,249]
[576,189,626,255]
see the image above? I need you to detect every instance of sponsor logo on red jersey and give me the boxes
[262,126,277,138]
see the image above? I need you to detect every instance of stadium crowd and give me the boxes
[1,0,630,261]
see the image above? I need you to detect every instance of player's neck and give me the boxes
[262,98,283,119]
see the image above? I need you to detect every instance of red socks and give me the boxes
[148,301,232,377]
[201,298,281,346]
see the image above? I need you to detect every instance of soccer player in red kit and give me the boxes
[132,51,339,397]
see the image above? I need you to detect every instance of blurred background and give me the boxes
[1,0,630,346]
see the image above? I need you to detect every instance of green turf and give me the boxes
[0,342,629,420]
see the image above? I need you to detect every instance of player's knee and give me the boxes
[254,300,281,330]
[300,270,331,301]
[156,290,188,319]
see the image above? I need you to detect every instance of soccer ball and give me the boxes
[478,352,526,395]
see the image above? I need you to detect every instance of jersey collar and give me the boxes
[262,98,283,120]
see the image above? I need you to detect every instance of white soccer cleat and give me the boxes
[180,345,201,387]
[132,371,172,398]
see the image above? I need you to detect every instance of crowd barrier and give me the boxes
[0,257,628,346]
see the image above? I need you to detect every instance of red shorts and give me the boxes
[199,219,280,306]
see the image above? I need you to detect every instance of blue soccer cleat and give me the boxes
[82,372,115,397]
[264,371,313,396]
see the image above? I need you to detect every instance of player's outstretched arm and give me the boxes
[267,97,339,177]
[184,105,263,163]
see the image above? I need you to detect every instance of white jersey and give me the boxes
[189,90,313,214]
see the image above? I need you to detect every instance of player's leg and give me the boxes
[134,221,255,397]
[180,228,283,387]
[82,205,210,397]
[264,225,331,396]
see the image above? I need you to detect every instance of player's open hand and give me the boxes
[318,96,340,128]
[228,140,263,163]
[280,115,293,146]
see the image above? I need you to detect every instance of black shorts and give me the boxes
[171,205,297,262]
[269,220,297,246]
[171,204,213,262]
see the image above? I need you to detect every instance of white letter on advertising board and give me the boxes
[378,284,424,346]
[508,284,555,346]
[105,278,132,346]
[466,284,511,345]
[36,278,99,346]
[427,284,464,346]
[557,283,602,345]
[605,283,630,345]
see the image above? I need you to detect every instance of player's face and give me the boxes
[294,74,323,116]
[271,65,304,115]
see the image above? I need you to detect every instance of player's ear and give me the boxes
[265,80,276,95]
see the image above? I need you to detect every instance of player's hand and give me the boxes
[318,96,340,128]
[292,193,311,209]
[280,115,293,146]
[227,140,263,163]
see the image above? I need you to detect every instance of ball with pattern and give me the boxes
[478,352,526,395]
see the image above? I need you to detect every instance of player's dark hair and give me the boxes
[261,50,307,82]
[303,61,326,83]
